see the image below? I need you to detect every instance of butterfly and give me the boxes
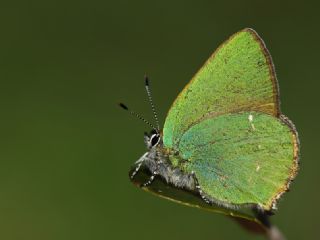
[120,28,299,235]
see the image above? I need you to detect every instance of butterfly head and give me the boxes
[144,129,161,149]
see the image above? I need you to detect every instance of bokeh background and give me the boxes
[0,0,318,239]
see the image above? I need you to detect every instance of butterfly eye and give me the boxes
[150,134,160,147]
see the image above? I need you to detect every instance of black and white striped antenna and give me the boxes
[119,75,160,131]
[119,103,157,130]
[144,75,160,130]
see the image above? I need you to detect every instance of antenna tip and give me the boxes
[144,75,149,86]
[119,103,128,110]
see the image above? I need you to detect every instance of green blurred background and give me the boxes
[0,0,318,239]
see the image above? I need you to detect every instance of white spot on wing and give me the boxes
[256,165,260,172]
[248,114,255,130]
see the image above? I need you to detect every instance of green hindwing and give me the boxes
[178,112,298,210]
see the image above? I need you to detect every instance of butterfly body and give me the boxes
[132,132,197,194]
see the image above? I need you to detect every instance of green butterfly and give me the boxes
[122,28,299,235]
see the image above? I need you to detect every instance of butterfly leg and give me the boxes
[142,170,158,187]
[141,152,161,187]
[130,152,148,179]
[191,171,212,205]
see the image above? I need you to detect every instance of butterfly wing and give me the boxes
[162,28,299,210]
[178,111,298,210]
[163,28,280,148]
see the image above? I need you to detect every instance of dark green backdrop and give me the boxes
[0,0,318,239]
